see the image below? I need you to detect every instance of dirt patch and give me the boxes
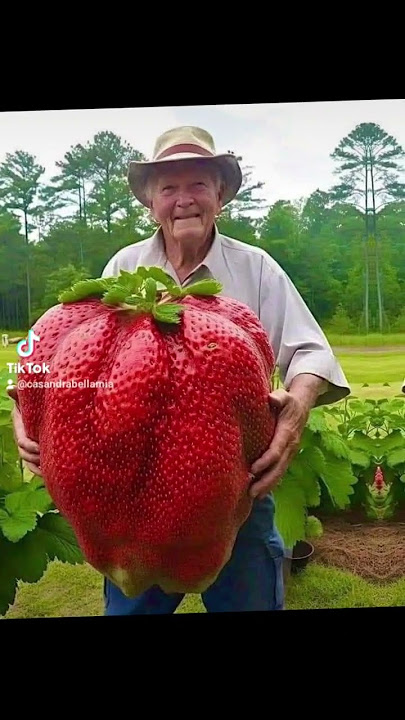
[312,518,405,583]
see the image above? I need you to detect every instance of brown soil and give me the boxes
[312,518,405,583]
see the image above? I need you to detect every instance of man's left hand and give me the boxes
[249,374,325,500]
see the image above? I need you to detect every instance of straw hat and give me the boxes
[128,125,242,207]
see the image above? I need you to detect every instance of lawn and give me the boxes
[5,558,405,618]
[1,341,403,619]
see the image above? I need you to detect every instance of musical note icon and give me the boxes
[17,329,40,358]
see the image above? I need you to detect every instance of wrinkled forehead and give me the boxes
[148,159,220,185]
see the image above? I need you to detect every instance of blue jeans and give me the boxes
[104,494,285,614]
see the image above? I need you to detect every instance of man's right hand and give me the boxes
[7,385,42,477]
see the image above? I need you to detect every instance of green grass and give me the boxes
[285,564,405,610]
[326,332,405,347]
[335,351,405,386]
[4,559,405,618]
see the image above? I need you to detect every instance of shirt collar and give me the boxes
[137,224,226,284]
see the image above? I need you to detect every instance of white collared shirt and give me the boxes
[101,225,351,406]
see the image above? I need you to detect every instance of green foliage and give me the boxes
[0,376,84,616]
[0,123,405,331]
[274,391,405,547]
[274,405,359,548]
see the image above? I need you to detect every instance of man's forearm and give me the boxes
[287,373,326,413]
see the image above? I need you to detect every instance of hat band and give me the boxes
[155,143,215,160]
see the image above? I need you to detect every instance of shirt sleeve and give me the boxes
[258,253,351,407]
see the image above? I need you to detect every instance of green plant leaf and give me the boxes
[298,427,317,450]
[35,513,84,565]
[152,304,184,324]
[386,448,405,468]
[0,486,53,542]
[0,461,24,492]
[102,284,131,304]
[300,445,326,476]
[320,431,351,460]
[386,399,405,412]
[307,408,328,433]
[349,431,375,453]
[5,487,52,516]
[0,510,38,542]
[348,447,370,469]
[305,515,323,539]
[379,430,404,453]
[58,278,111,302]
[142,267,180,293]
[144,277,157,303]
[386,414,405,429]
[287,461,320,508]
[118,269,143,292]
[181,279,223,296]
[0,512,83,616]
[347,400,369,413]
[273,477,307,548]
[320,454,358,508]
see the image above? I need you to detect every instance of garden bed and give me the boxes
[312,517,405,583]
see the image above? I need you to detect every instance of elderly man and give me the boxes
[9,125,350,615]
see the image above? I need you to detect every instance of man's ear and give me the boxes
[149,200,158,222]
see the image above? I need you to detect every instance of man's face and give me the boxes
[149,161,223,245]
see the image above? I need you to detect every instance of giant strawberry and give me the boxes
[17,268,277,596]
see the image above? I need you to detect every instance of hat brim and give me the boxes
[128,153,242,207]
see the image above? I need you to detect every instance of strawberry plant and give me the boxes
[273,405,358,548]
[321,396,405,520]
[0,369,84,616]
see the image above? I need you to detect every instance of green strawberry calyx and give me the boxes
[58,266,222,325]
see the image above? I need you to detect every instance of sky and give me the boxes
[0,99,404,212]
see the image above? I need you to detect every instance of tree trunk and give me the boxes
[370,160,383,332]
[364,155,370,333]
[24,209,31,326]
[82,177,87,227]
[78,178,83,222]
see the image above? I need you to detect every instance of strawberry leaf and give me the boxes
[349,431,375,453]
[320,431,351,460]
[386,448,405,468]
[117,270,143,292]
[273,476,307,548]
[143,267,180,292]
[152,304,185,324]
[0,512,83,616]
[59,278,112,302]
[349,447,371,468]
[144,277,157,303]
[378,430,404,453]
[0,462,24,492]
[307,408,328,433]
[181,279,223,296]
[102,285,132,304]
[320,455,357,508]
[0,509,38,542]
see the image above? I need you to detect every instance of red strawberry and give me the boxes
[374,465,385,492]
[17,269,277,596]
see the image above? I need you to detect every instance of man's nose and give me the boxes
[175,191,194,206]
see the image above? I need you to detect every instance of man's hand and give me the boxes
[249,374,325,500]
[7,385,42,477]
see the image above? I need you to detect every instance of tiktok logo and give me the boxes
[17,329,40,358]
